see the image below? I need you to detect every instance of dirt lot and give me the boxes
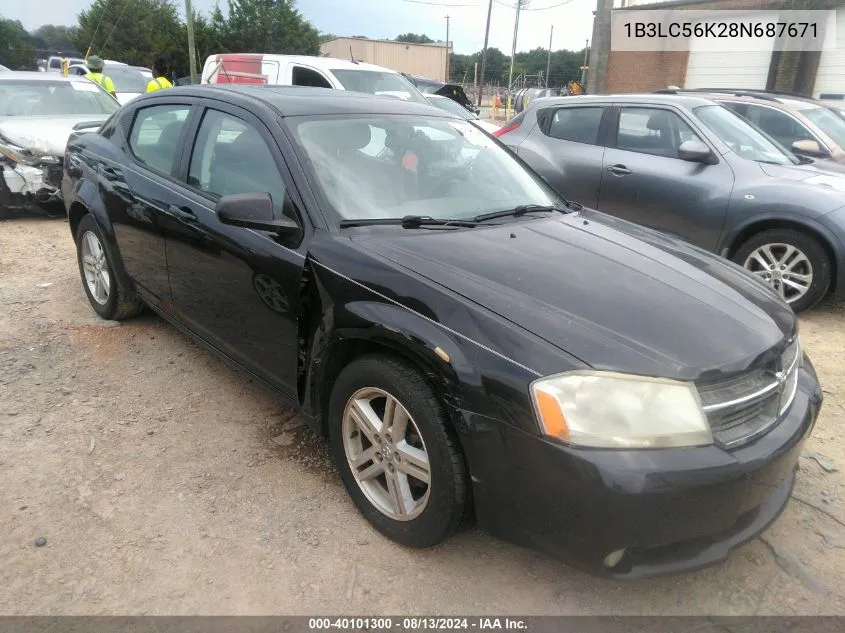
[2,216,845,615]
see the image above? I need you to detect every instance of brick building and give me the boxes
[588,0,845,97]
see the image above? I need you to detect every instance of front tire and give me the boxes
[328,355,468,548]
[74,214,142,320]
[732,228,830,312]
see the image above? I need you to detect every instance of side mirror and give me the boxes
[678,139,715,164]
[216,192,299,234]
[791,139,828,158]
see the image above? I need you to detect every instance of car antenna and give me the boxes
[349,46,354,62]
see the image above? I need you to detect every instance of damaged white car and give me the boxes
[0,72,119,218]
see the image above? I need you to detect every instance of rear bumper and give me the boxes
[464,360,822,578]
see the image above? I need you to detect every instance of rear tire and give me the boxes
[732,228,830,312]
[74,213,143,320]
[328,355,467,549]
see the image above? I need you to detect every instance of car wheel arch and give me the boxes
[66,194,134,295]
[724,216,839,292]
[301,299,476,437]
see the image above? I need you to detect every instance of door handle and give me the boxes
[167,204,197,222]
[607,164,632,175]
[101,165,122,177]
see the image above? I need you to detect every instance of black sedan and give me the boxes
[62,85,822,578]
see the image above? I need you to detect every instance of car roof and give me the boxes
[138,84,457,118]
[657,89,825,111]
[0,71,87,82]
[526,93,719,108]
[69,63,151,72]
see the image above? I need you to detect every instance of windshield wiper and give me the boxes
[338,215,478,229]
[473,203,573,223]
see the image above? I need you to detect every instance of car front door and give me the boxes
[514,104,607,207]
[597,106,734,250]
[105,101,196,310]
[162,103,309,396]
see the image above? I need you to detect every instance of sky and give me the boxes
[4,0,596,55]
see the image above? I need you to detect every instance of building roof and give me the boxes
[321,36,449,49]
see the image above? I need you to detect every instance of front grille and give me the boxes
[697,339,800,449]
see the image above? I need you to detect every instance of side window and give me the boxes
[616,107,702,159]
[128,105,191,174]
[545,107,604,145]
[187,109,294,223]
[292,66,332,89]
[742,104,813,149]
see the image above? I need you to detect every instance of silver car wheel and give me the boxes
[341,387,431,521]
[744,242,812,304]
[80,230,111,305]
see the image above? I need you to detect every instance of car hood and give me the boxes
[351,211,795,381]
[0,115,108,157]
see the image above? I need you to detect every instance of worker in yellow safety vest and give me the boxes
[85,56,116,97]
[146,59,173,92]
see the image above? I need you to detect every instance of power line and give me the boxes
[98,0,132,56]
[494,0,577,9]
[399,0,479,6]
[85,0,112,56]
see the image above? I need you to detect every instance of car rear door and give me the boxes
[105,99,197,311]
[508,104,609,208]
[597,105,733,250]
[161,100,310,397]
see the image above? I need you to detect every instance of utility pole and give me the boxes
[473,61,478,91]
[445,15,450,82]
[545,25,553,89]
[477,0,493,107]
[506,0,523,116]
[580,38,589,87]
[185,0,198,84]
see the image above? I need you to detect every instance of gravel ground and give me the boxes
[2,216,845,615]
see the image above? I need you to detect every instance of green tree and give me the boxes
[319,32,337,43]
[0,18,37,69]
[75,0,184,72]
[395,33,434,44]
[31,24,79,52]
[217,0,320,55]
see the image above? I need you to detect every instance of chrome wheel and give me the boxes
[341,387,431,521]
[744,242,812,304]
[80,230,110,305]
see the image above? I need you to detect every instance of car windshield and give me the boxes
[802,106,845,149]
[0,79,119,116]
[104,66,151,93]
[330,69,428,105]
[288,115,560,223]
[695,104,798,165]
[426,96,474,120]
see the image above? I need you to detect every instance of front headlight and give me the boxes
[530,371,712,448]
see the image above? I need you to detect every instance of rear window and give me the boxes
[330,69,428,104]
[105,66,152,93]
[545,107,604,145]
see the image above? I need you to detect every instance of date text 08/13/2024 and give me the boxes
[307,618,528,630]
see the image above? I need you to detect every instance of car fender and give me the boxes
[720,209,843,258]
[68,176,134,290]
[303,298,479,437]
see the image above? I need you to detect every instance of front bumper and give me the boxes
[1,162,62,209]
[465,361,822,578]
